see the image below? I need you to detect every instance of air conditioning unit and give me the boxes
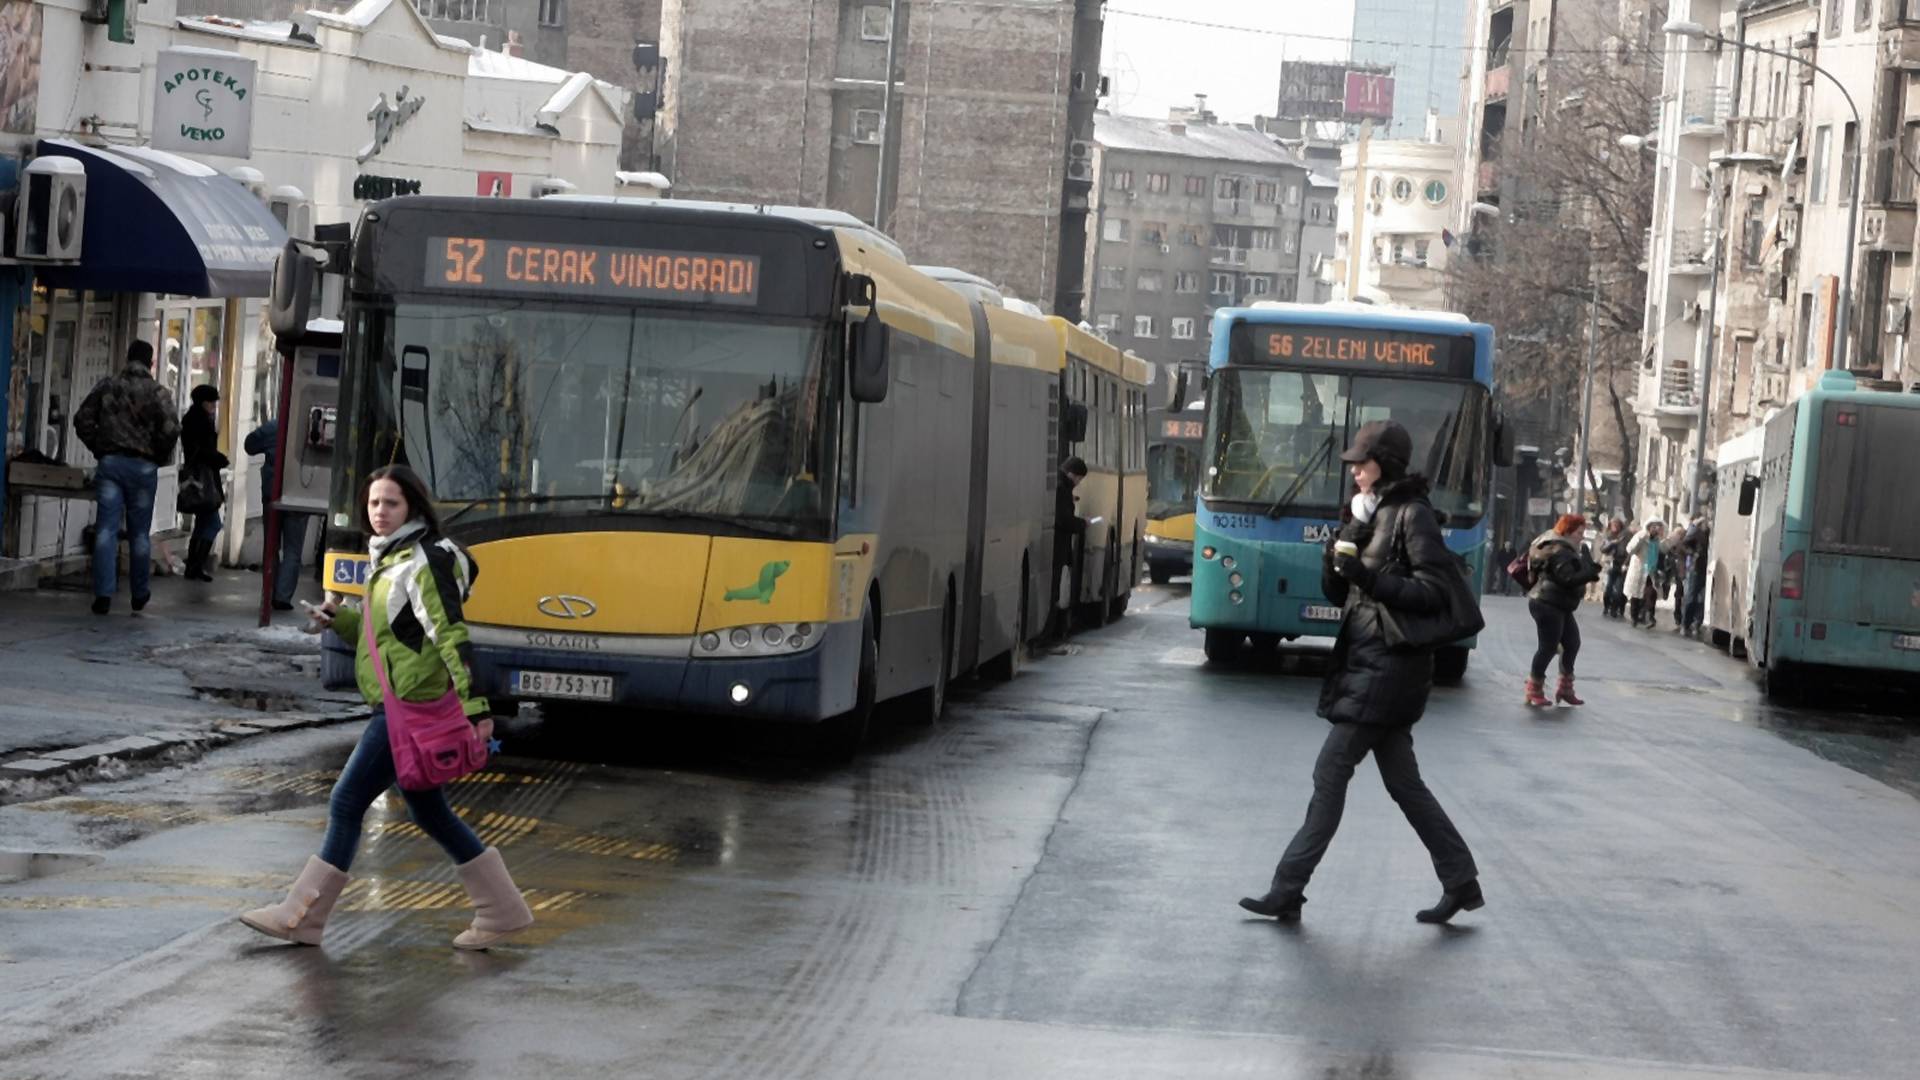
[14,155,86,264]
[1069,139,1093,161]
[268,185,312,242]
[1066,158,1094,184]
[1766,270,1789,300]
[1888,298,1911,336]
[532,177,577,199]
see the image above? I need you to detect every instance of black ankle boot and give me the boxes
[1238,889,1306,921]
[186,539,215,582]
[1416,879,1484,924]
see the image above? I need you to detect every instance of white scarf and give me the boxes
[1350,491,1381,525]
[368,518,427,565]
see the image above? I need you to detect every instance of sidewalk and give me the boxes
[0,565,365,792]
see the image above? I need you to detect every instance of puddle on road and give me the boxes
[1739,697,1920,801]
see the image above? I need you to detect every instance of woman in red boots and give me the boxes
[239,465,534,950]
[1524,513,1601,707]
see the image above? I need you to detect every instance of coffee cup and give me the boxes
[1333,540,1359,558]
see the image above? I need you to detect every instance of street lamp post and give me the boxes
[1665,19,1863,374]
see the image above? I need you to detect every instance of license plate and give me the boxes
[1894,634,1920,652]
[1300,604,1342,622]
[510,670,614,701]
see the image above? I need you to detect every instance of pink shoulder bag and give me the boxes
[361,598,489,791]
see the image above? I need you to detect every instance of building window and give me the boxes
[852,109,883,145]
[1256,181,1278,203]
[1369,175,1386,200]
[860,4,891,41]
[416,0,492,21]
[1179,224,1204,246]
[1147,172,1171,194]
[1174,271,1200,293]
[1246,275,1272,297]
[1284,231,1298,255]
[1392,177,1414,203]
[1250,227,1276,250]
[1424,179,1448,205]
[1211,272,1235,296]
[1810,125,1832,203]
[1185,175,1207,196]
[1839,121,1858,205]
[1141,221,1168,245]
[1098,265,1126,289]
[1414,238,1430,264]
[1137,271,1163,293]
[1742,196,1767,269]
[1280,277,1298,301]
[1109,169,1134,191]
[1858,0,1873,31]
[1096,313,1121,333]
[1217,176,1242,200]
[1309,202,1323,223]
[538,0,563,26]
[1171,317,1196,340]
[1134,315,1156,338]
[1102,218,1129,242]
[1285,184,1301,207]
[1826,0,1841,36]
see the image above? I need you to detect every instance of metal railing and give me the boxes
[1210,247,1248,267]
[1660,362,1698,408]
[1679,87,1731,133]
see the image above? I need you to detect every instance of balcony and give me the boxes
[1485,64,1510,102]
[1210,247,1248,267]
[1375,262,1445,293]
[1658,362,1700,415]
[1863,203,1917,252]
[1665,226,1713,274]
[1678,87,1730,137]
[1882,0,1920,28]
[1886,25,1920,68]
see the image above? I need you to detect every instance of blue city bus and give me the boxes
[1190,303,1503,683]
[1738,369,1920,699]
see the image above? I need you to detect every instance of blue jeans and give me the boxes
[271,512,310,605]
[92,455,159,601]
[318,709,486,871]
[190,506,222,546]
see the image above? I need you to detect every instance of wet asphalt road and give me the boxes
[2,588,1919,1079]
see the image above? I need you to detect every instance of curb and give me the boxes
[0,708,372,787]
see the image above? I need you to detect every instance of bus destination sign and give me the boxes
[425,237,761,305]
[1229,323,1475,379]
[1160,418,1204,439]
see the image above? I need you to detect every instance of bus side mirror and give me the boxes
[850,308,889,404]
[1064,401,1089,443]
[1738,475,1759,517]
[1493,416,1514,468]
[1170,369,1190,412]
[269,242,316,345]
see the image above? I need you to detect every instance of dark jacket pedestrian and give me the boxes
[1599,520,1630,619]
[1525,515,1601,707]
[73,341,180,614]
[245,419,310,609]
[1239,420,1482,927]
[179,385,228,582]
[1049,457,1089,638]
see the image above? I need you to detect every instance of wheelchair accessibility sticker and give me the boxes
[325,553,372,593]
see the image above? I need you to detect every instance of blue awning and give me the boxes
[31,139,288,298]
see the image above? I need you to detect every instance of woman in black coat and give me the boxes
[1525,514,1602,707]
[179,384,228,582]
[1240,420,1483,925]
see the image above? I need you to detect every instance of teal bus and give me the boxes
[1190,303,1503,683]
[1737,369,1920,699]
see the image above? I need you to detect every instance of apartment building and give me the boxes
[1328,138,1459,309]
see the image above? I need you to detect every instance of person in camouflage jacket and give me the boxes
[73,341,181,614]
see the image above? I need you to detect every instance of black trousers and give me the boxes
[1528,599,1581,679]
[1271,722,1478,895]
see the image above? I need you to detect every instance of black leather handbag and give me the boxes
[1376,514,1486,651]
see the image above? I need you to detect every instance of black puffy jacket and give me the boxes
[1527,532,1600,613]
[1317,476,1451,727]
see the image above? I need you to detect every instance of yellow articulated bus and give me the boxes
[1050,318,1150,625]
[272,196,1070,756]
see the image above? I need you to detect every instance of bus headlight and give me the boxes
[1229,590,1244,605]
[729,683,752,705]
[1221,555,1236,571]
[1201,546,1217,560]
[700,632,721,653]
[730,628,753,649]
[763,625,786,646]
[1229,572,1244,588]
[698,622,824,658]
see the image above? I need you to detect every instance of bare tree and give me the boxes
[1450,2,1666,511]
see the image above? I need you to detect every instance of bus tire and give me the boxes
[982,571,1026,683]
[1108,591,1130,622]
[816,605,878,761]
[1148,562,1172,585]
[1434,645,1469,686]
[1203,629,1243,665]
[906,590,954,726]
[1762,658,1800,703]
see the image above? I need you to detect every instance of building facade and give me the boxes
[1084,107,1322,379]
[1350,0,1469,140]
[655,0,1097,309]
[1328,138,1459,309]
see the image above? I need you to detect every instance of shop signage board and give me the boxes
[153,47,257,158]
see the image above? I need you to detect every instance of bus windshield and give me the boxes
[1202,368,1490,525]
[1147,441,1201,518]
[370,298,836,530]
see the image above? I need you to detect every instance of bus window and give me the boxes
[1203,368,1346,509]
[1813,402,1920,558]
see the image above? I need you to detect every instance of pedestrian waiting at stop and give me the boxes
[240,464,535,951]
[1523,514,1601,708]
[1680,517,1711,639]
[1599,517,1631,619]
[178,384,229,583]
[1238,420,1484,926]
[1624,520,1665,628]
[1046,456,1089,644]
[73,341,180,616]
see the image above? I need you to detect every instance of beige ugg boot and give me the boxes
[451,846,535,950]
[239,856,350,946]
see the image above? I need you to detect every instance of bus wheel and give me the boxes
[907,592,954,726]
[1148,562,1172,585]
[1762,659,1800,703]
[1434,646,1469,686]
[1108,590,1130,622]
[1203,629,1243,665]
[982,574,1026,683]
[816,605,878,761]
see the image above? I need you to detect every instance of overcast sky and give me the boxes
[1099,1,1358,124]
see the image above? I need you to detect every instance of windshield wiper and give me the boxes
[438,494,802,539]
[1266,434,1337,521]
[440,492,618,531]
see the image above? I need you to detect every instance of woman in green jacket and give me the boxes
[240,465,534,950]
